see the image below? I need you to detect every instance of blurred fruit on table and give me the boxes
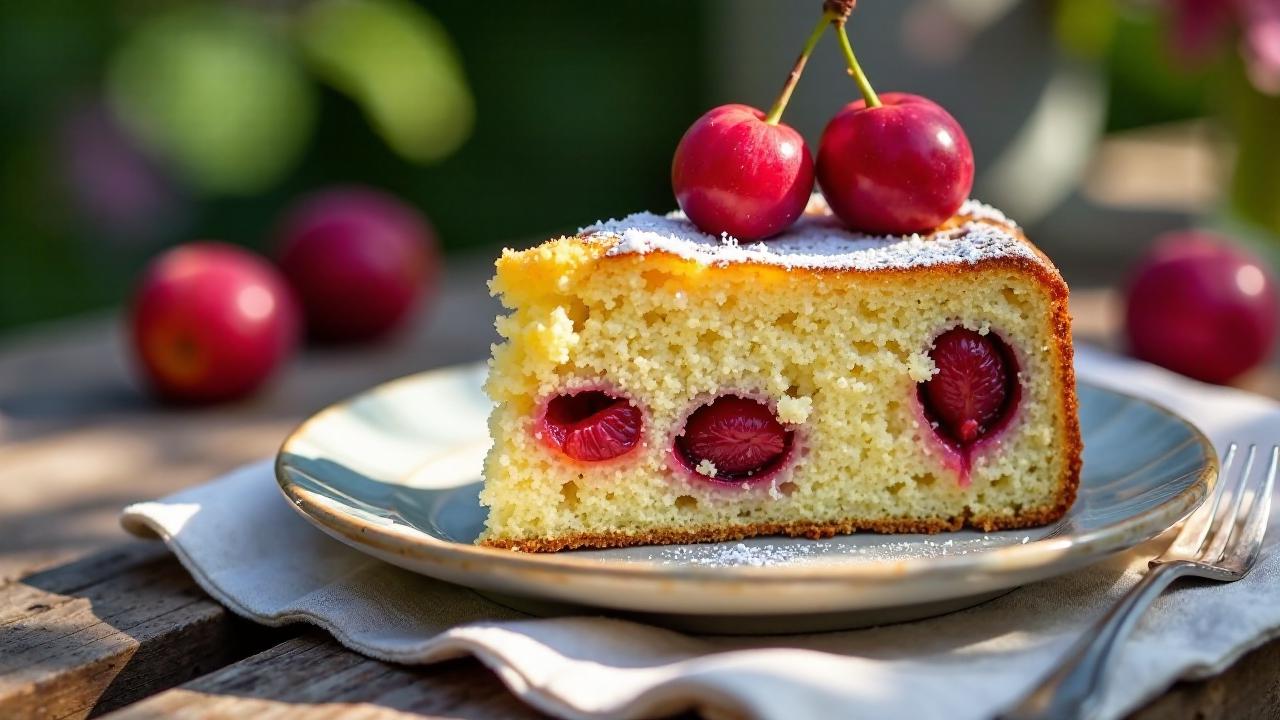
[276,186,439,343]
[130,243,300,404]
[1124,231,1278,384]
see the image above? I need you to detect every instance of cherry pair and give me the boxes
[671,2,974,240]
[540,391,790,478]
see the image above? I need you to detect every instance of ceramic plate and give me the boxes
[276,363,1216,633]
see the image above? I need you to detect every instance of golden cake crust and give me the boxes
[480,499,1074,553]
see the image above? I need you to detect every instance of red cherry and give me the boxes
[677,396,792,478]
[920,328,1015,445]
[1125,232,1279,384]
[130,242,300,404]
[541,391,642,462]
[816,93,974,235]
[277,186,439,343]
[671,104,815,241]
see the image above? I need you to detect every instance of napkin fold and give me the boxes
[121,347,1280,720]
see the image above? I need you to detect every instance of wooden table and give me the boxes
[2,266,1278,719]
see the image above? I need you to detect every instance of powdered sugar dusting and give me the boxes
[957,198,1013,225]
[635,533,1041,568]
[581,195,1038,272]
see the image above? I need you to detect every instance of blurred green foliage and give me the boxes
[1052,0,1117,59]
[3,0,1271,335]
[0,1,705,332]
[1054,0,1210,132]
[1055,0,1280,240]
[301,0,474,164]
[1102,11,1210,133]
[1225,55,1280,234]
[110,5,316,194]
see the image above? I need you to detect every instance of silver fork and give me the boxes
[1001,443,1278,720]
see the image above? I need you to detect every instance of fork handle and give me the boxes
[999,560,1191,720]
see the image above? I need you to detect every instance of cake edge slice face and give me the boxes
[479,198,1081,552]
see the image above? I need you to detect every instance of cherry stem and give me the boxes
[835,21,881,108]
[764,13,833,125]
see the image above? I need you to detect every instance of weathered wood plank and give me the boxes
[100,630,1280,720]
[104,634,546,720]
[0,543,168,618]
[6,542,1276,720]
[0,543,287,719]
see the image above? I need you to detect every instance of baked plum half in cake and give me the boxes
[479,195,1080,552]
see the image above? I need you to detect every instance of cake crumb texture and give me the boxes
[480,201,1080,551]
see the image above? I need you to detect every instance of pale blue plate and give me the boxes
[276,363,1216,633]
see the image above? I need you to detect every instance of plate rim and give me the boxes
[275,363,1217,585]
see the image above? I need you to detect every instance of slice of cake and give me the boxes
[479,195,1080,552]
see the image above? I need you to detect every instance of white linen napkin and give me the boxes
[120,347,1280,720]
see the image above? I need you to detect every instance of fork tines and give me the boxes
[1161,443,1278,572]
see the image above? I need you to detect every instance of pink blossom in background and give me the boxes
[1169,0,1280,94]
[1239,0,1280,92]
